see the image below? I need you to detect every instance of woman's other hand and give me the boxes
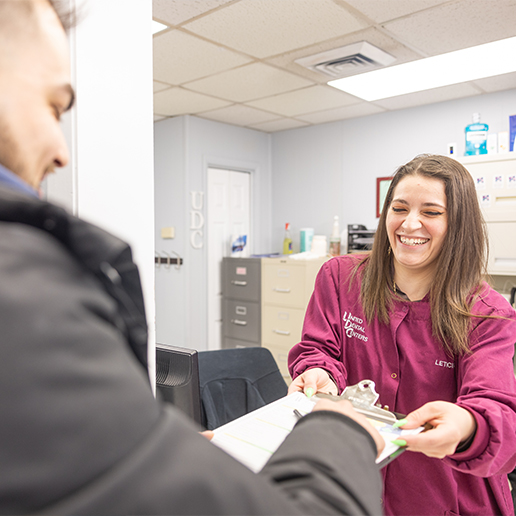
[288,367,338,397]
[200,430,214,441]
[313,399,385,458]
[396,401,477,458]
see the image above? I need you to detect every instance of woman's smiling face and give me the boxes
[386,174,448,278]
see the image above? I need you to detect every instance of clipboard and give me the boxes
[315,379,426,467]
[211,381,426,472]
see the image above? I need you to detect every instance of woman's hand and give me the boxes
[396,401,477,458]
[288,367,338,397]
[313,399,385,458]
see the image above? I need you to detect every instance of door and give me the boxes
[207,168,251,350]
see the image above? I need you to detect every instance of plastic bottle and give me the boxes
[465,113,488,156]
[329,216,341,256]
[340,226,348,255]
[282,223,293,254]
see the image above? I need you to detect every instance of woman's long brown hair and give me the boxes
[358,154,488,356]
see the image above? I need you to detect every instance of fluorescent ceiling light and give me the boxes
[152,20,168,35]
[328,36,516,101]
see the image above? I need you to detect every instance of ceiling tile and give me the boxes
[373,83,481,111]
[342,0,450,24]
[249,118,310,133]
[154,87,231,116]
[472,72,516,94]
[184,0,368,58]
[297,102,385,124]
[152,0,516,125]
[153,0,234,26]
[153,80,171,93]
[198,104,280,126]
[383,0,516,56]
[153,30,251,85]
[185,62,313,102]
[266,27,424,84]
[248,85,360,117]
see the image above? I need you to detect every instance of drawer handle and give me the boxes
[231,319,248,326]
[231,280,248,286]
[273,329,290,336]
[273,287,291,293]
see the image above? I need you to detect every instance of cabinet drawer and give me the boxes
[262,343,291,379]
[262,263,306,308]
[223,300,260,342]
[223,258,260,302]
[487,221,516,275]
[465,157,516,222]
[222,337,260,349]
[262,306,305,348]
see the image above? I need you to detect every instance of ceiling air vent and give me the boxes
[295,41,396,78]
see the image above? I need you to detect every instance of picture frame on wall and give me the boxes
[376,177,393,218]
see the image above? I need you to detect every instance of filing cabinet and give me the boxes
[222,257,261,349]
[221,256,329,379]
[459,154,516,275]
[261,257,329,379]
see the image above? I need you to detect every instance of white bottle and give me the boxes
[329,216,341,256]
[340,226,348,255]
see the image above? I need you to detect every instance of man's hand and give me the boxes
[288,367,338,397]
[313,399,385,458]
[395,401,477,458]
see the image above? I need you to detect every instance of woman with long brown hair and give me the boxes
[288,154,516,515]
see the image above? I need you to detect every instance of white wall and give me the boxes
[47,0,156,379]
[154,115,271,350]
[154,117,186,346]
[272,88,516,251]
[271,122,344,252]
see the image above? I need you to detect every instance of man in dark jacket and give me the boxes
[0,1,384,514]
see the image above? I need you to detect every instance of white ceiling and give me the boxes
[152,0,516,132]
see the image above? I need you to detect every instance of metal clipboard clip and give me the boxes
[315,379,398,425]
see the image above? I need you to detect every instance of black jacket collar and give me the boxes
[0,186,149,370]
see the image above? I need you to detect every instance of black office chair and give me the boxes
[198,347,288,430]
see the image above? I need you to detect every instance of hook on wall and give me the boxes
[154,251,183,269]
[171,250,181,270]
[162,251,172,269]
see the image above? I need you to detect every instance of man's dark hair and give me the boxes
[47,0,76,31]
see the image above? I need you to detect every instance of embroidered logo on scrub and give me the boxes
[342,311,368,342]
[435,360,454,368]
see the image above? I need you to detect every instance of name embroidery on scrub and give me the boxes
[342,311,368,342]
[435,360,454,368]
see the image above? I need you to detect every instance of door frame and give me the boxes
[203,156,259,350]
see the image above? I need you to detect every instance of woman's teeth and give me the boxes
[400,236,429,246]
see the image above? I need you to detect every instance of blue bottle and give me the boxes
[465,113,488,156]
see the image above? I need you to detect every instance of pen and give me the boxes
[293,409,303,420]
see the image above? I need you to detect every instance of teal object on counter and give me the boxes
[300,228,314,253]
[465,113,488,156]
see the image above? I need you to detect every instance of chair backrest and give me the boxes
[198,347,288,430]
